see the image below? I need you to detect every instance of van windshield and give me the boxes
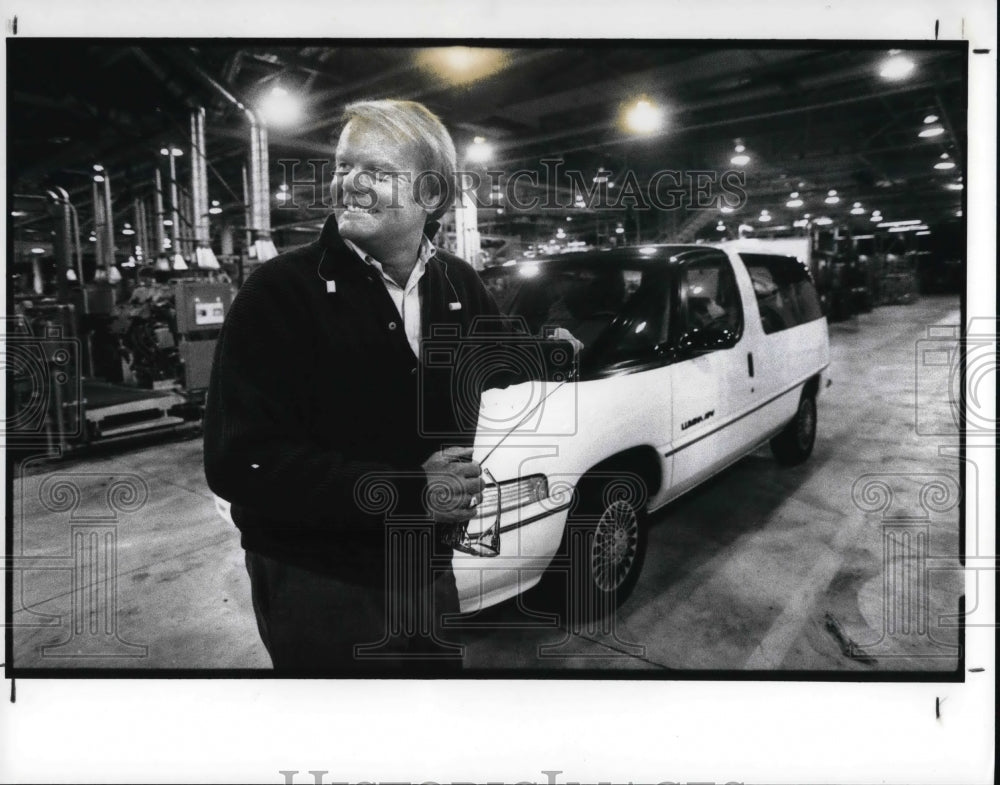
[500,261,673,375]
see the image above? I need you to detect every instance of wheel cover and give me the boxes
[590,500,639,592]
[797,399,816,449]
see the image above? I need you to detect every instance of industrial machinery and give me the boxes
[5,188,231,454]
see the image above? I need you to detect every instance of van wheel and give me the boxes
[770,392,817,466]
[564,475,648,622]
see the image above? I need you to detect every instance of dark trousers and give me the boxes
[244,546,463,674]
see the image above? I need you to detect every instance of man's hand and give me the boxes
[549,326,584,354]
[421,446,485,524]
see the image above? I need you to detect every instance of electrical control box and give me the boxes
[172,280,232,335]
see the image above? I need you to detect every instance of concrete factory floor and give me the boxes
[10,295,965,674]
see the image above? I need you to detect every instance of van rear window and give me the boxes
[740,253,823,334]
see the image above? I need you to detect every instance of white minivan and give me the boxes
[453,243,830,615]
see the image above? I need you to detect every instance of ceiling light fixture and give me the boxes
[934,153,956,170]
[258,86,303,128]
[467,136,494,163]
[825,189,840,205]
[730,143,751,167]
[625,99,665,134]
[919,127,945,138]
[879,53,915,80]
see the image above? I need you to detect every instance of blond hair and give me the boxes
[341,99,457,222]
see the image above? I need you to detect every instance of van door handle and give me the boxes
[747,352,754,377]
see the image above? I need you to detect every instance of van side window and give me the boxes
[678,259,743,341]
[741,253,824,334]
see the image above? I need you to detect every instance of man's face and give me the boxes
[331,120,431,257]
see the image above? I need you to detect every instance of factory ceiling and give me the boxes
[7,40,966,248]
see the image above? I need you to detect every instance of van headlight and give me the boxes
[476,474,548,518]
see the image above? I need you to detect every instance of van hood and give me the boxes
[474,378,575,461]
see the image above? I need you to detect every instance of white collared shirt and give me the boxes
[343,236,436,357]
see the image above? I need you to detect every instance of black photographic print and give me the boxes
[2,2,995,784]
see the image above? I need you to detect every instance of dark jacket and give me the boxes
[203,215,502,577]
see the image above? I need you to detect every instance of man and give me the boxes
[204,99,500,672]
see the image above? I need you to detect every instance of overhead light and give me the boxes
[467,136,493,163]
[956,209,963,217]
[877,219,922,228]
[556,228,566,238]
[276,191,289,202]
[946,182,964,191]
[625,99,665,134]
[879,54,915,80]
[93,164,104,172]
[870,214,882,222]
[793,219,809,228]
[519,263,540,278]
[786,192,803,208]
[209,204,223,215]
[93,175,105,183]
[825,189,840,205]
[163,219,173,226]
[738,223,754,233]
[923,115,939,124]
[122,226,135,236]
[814,216,833,226]
[496,208,504,215]
[30,247,46,254]
[89,235,97,242]
[919,127,945,138]
[716,222,726,232]
[258,86,303,128]
[279,183,289,192]
[730,143,750,167]
[759,210,771,222]
[639,246,658,255]
[171,147,183,156]
[916,231,931,236]
[417,47,509,86]
[615,226,625,234]
[934,153,956,170]
[11,210,28,217]
[566,216,572,222]
[850,202,865,215]
[160,148,170,156]
[720,205,735,214]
